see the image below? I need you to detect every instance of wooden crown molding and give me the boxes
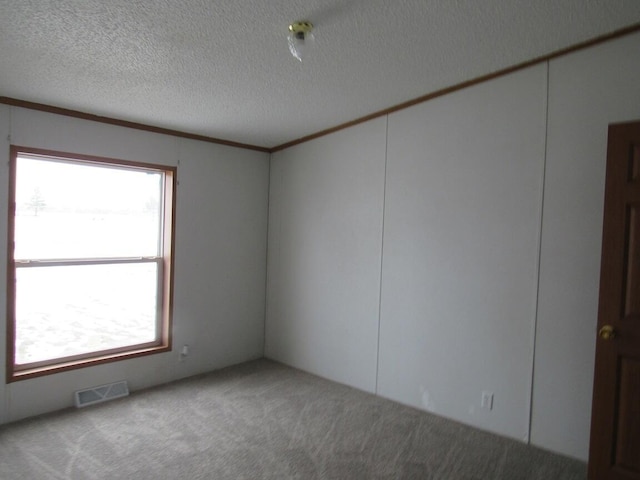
[270,22,640,152]
[0,96,270,153]
[2,22,639,155]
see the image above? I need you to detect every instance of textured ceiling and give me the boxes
[1,1,639,149]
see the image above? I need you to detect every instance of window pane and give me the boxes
[14,157,162,259]
[15,262,159,365]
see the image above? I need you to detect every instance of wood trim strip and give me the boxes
[11,345,172,382]
[270,22,640,153]
[6,145,177,382]
[162,166,177,354]
[1,22,639,155]
[14,144,177,171]
[0,97,270,153]
[5,146,18,384]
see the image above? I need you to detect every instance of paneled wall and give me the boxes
[2,29,639,463]
[267,118,387,392]
[378,65,546,441]
[266,31,640,460]
[0,107,269,423]
[531,30,640,458]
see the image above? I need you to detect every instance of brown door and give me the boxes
[589,120,640,479]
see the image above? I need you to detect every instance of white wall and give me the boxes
[266,118,387,392]
[265,32,640,461]
[0,104,10,425]
[0,107,269,423]
[173,139,269,370]
[378,64,547,442]
[3,29,638,462]
[531,31,640,459]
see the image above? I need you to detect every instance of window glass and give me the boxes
[15,262,159,365]
[14,156,162,259]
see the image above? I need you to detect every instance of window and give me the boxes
[7,146,176,381]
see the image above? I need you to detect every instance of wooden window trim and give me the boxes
[6,145,176,382]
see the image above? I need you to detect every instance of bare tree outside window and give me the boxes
[27,187,46,216]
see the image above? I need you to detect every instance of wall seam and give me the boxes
[262,153,272,358]
[527,61,551,445]
[374,115,390,394]
[173,136,181,379]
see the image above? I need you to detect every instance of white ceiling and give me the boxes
[1,1,639,149]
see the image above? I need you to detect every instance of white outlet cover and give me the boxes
[481,391,494,410]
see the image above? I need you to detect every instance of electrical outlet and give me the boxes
[481,391,494,410]
[179,344,189,362]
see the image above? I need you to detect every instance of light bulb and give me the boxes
[288,22,314,61]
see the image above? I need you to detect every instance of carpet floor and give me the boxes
[0,359,587,479]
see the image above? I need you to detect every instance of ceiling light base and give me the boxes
[288,21,314,61]
[289,22,313,35]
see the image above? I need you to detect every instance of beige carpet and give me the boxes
[0,359,587,479]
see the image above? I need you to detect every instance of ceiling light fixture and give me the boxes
[288,21,314,62]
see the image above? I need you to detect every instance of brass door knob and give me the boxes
[598,325,616,340]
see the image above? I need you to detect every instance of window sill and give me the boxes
[7,344,171,383]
